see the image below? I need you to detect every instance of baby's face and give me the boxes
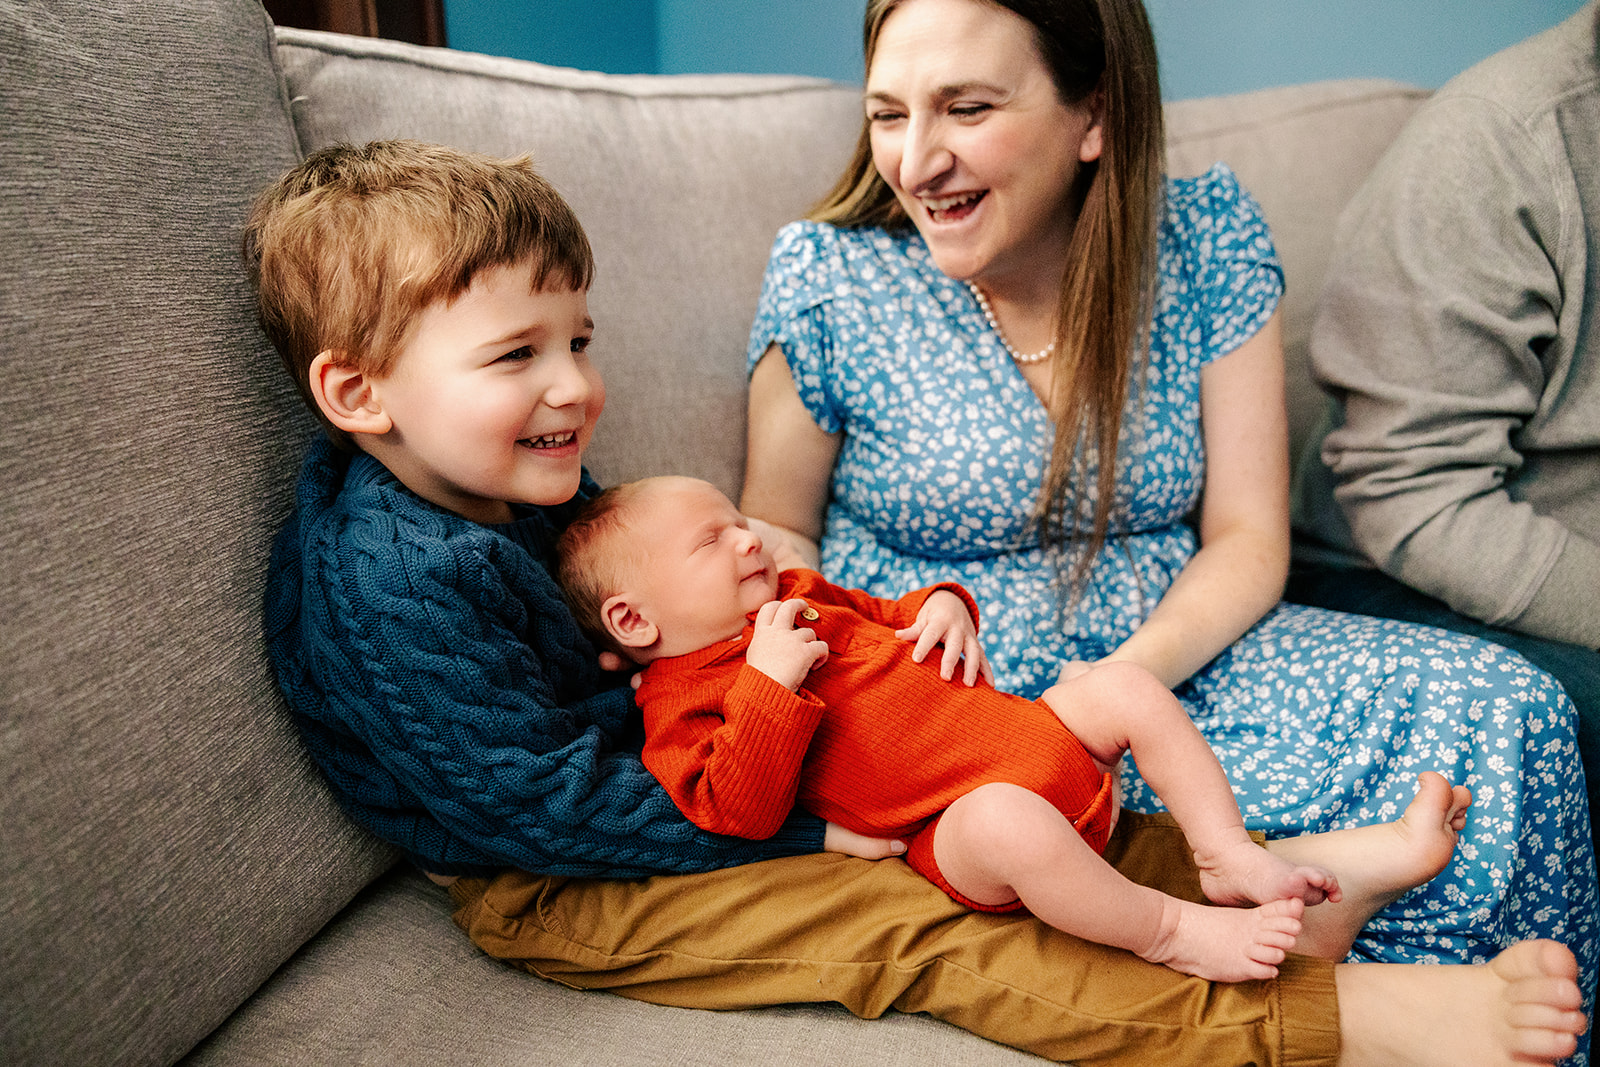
[626,478,781,658]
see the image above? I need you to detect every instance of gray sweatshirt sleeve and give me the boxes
[1311,94,1600,648]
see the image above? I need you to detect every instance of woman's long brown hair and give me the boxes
[811,0,1165,604]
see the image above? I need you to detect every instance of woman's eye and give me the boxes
[867,109,905,125]
[951,103,991,119]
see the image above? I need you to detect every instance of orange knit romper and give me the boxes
[638,569,1116,911]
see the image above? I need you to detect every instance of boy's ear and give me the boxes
[309,350,393,436]
[601,594,659,652]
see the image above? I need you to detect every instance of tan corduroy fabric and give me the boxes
[452,813,1339,1066]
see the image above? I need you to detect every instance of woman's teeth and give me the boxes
[925,191,984,218]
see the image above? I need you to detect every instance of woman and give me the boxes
[742,0,1597,1032]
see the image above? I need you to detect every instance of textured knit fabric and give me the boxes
[747,164,1599,1029]
[637,569,1114,909]
[264,438,824,877]
[1297,5,1600,650]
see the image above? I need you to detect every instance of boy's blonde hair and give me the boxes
[242,139,594,449]
[555,481,656,658]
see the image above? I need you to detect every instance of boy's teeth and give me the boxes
[524,432,574,448]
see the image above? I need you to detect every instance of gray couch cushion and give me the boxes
[0,3,395,1065]
[275,29,863,500]
[186,867,1044,1066]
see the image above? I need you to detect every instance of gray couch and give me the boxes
[0,1,1428,1063]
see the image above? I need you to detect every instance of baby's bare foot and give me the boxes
[1267,771,1471,959]
[1196,838,1340,908]
[1336,940,1586,1067]
[1138,896,1304,983]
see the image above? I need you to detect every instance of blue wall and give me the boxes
[446,0,658,73]
[446,1,1589,99]
[1147,0,1588,98]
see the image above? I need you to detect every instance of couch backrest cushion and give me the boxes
[0,3,397,1065]
[1166,80,1428,465]
[275,30,864,498]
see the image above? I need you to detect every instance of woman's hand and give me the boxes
[824,822,906,859]
[896,590,993,686]
[747,516,812,573]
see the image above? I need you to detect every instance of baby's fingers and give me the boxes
[939,629,967,680]
[960,634,987,687]
[912,625,946,669]
[754,599,784,628]
[762,598,811,630]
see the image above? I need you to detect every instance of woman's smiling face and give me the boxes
[864,0,1102,292]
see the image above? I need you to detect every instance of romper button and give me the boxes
[801,607,820,621]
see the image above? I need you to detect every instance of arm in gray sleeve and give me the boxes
[1312,95,1600,648]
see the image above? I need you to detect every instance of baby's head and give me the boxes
[244,140,603,522]
[558,476,780,663]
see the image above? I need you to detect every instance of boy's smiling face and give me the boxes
[365,259,604,524]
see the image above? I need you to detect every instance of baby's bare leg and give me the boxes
[932,782,1303,982]
[1041,663,1337,907]
[1335,940,1586,1067]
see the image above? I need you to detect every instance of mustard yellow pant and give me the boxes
[450,813,1338,1066]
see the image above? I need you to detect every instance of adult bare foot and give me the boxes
[1335,940,1586,1066]
[1267,771,1471,960]
[1137,895,1304,982]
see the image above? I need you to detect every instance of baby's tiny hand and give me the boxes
[895,590,993,686]
[746,598,829,691]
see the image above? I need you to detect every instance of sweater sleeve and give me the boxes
[1311,95,1600,646]
[639,660,827,839]
[268,471,825,878]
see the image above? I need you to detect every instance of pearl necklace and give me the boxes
[967,282,1055,365]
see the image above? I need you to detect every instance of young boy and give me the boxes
[246,139,836,879]
[554,475,1379,982]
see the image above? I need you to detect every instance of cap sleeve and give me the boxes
[746,221,848,435]
[1173,164,1285,365]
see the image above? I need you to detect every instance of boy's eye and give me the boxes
[499,345,535,363]
[571,336,592,355]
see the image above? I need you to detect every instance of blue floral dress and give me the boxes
[749,165,1598,1033]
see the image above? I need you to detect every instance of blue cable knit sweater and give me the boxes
[265,438,825,876]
